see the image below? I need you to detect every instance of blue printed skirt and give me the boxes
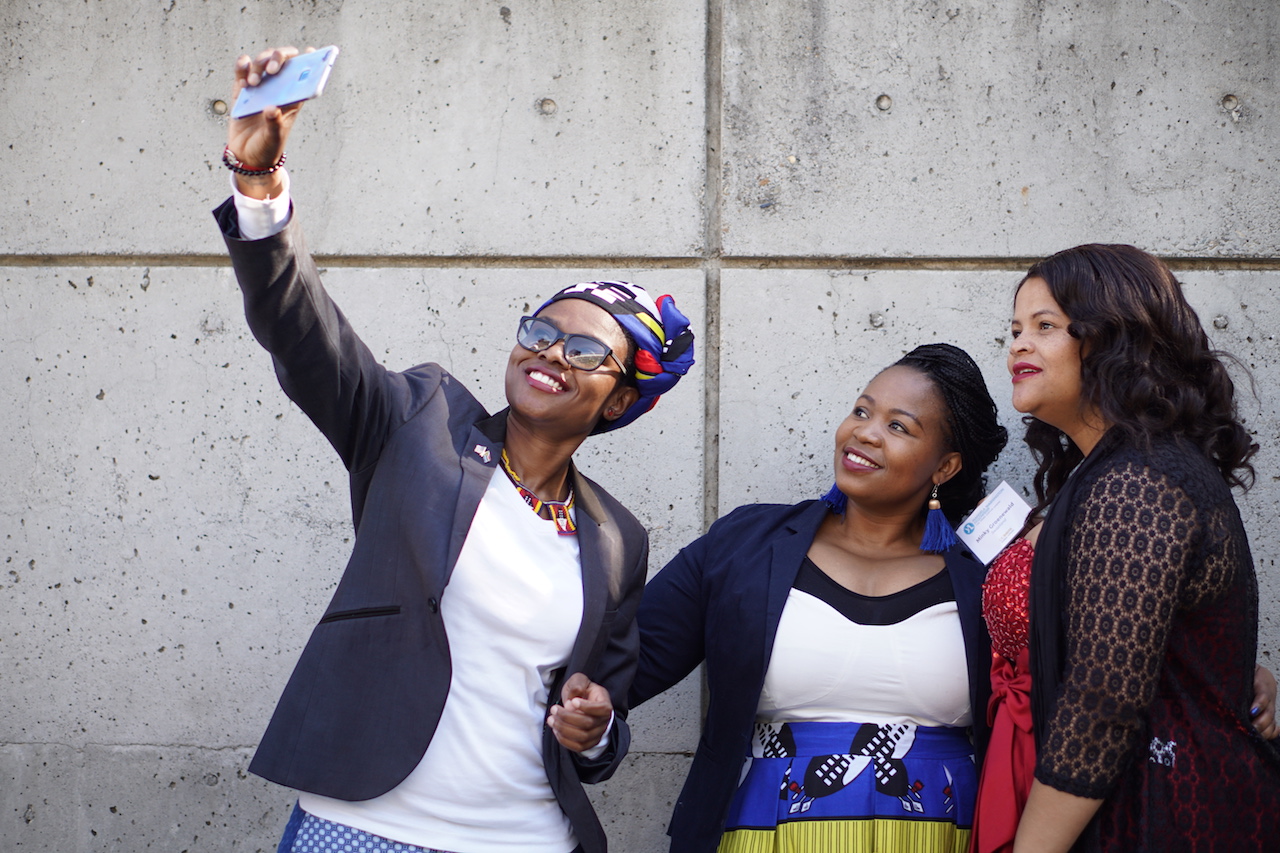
[718,721,976,853]
[276,803,585,853]
[277,804,448,853]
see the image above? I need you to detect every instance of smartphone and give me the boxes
[231,46,340,119]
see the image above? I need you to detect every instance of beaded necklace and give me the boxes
[500,449,577,536]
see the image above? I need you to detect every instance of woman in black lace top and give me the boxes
[1006,244,1280,851]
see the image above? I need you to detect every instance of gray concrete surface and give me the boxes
[2,0,1278,850]
[2,0,707,257]
[2,744,282,852]
[720,0,1280,258]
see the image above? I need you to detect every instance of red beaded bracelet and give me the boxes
[222,146,287,176]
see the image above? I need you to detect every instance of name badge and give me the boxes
[956,481,1032,565]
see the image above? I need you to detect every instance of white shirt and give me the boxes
[301,470,587,852]
[229,170,292,239]
[758,581,972,728]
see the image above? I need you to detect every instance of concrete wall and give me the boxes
[2,0,1276,849]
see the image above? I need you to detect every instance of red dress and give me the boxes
[970,537,1035,853]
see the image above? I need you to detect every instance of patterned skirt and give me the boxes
[276,803,585,853]
[277,804,448,853]
[718,721,976,853]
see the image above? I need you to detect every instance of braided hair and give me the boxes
[893,343,1009,525]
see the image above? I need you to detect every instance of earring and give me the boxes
[821,482,847,515]
[919,484,959,553]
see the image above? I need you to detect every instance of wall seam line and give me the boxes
[702,0,725,534]
[5,255,1278,272]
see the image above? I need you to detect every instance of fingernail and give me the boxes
[1251,706,1261,717]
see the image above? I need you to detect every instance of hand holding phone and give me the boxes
[232,45,339,118]
[226,46,336,199]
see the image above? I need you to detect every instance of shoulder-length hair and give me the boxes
[1018,244,1256,510]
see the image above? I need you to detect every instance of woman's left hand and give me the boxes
[547,672,613,752]
[1252,664,1277,739]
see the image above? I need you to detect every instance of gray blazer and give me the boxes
[214,199,648,853]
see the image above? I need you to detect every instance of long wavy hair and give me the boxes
[1017,244,1256,511]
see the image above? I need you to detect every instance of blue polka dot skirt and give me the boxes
[277,803,451,853]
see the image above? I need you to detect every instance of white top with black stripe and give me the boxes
[757,558,972,728]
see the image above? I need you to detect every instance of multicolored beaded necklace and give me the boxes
[500,449,577,536]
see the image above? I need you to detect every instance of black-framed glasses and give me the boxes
[517,316,623,372]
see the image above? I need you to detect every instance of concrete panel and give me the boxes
[0,744,291,852]
[1,742,690,851]
[1,0,706,256]
[719,267,1280,656]
[0,261,704,753]
[627,668,703,755]
[721,0,1279,257]
[6,2,1280,850]
[589,752,693,853]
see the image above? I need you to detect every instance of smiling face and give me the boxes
[831,365,961,512]
[1007,277,1090,437]
[504,298,638,439]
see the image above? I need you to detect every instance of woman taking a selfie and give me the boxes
[975,244,1280,852]
[213,47,694,853]
[631,343,1007,853]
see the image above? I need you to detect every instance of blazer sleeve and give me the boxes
[214,197,437,474]
[629,529,714,708]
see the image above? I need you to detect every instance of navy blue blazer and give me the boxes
[630,500,993,853]
[214,199,648,853]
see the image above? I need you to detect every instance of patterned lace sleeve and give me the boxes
[1034,457,1199,798]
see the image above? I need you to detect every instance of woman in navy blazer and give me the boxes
[216,47,694,853]
[632,344,1006,853]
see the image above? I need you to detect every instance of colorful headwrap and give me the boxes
[539,280,696,433]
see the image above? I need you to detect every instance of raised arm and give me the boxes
[215,47,444,474]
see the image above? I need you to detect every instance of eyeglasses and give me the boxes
[517,315,624,372]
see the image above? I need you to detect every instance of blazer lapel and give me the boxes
[446,414,505,583]
[760,501,830,672]
[946,549,990,682]
[564,468,621,674]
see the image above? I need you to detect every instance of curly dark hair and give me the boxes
[1017,243,1256,511]
[894,343,1010,525]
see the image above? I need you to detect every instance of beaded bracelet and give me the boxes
[222,145,287,176]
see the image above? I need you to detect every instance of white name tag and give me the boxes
[956,481,1032,565]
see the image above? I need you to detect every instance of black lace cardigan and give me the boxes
[1028,430,1280,849]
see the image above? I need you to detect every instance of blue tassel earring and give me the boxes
[920,484,958,553]
[821,482,847,515]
